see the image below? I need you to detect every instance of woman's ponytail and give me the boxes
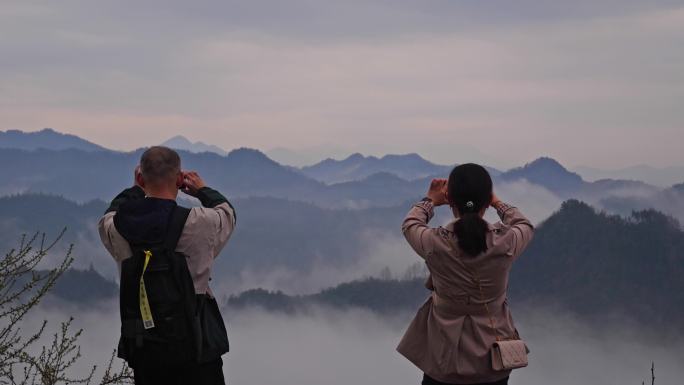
[452,212,489,256]
[447,163,493,257]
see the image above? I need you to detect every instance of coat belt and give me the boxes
[431,292,506,317]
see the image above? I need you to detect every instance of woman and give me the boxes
[397,163,534,385]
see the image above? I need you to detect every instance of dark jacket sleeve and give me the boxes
[196,187,236,222]
[105,185,145,214]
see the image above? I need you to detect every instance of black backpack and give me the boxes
[118,205,200,366]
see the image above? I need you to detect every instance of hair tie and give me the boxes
[465,201,475,211]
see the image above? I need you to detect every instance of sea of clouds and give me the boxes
[23,301,684,385]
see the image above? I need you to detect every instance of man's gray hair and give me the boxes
[140,146,181,185]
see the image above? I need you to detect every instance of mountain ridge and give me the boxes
[0,129,672,216]
[161,135,228,156]
[499,157,585,196]
[574,164,684,187]
[0,128,107,152]
[300,152,453,184]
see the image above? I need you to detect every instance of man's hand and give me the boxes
[427,178,449,206]
[181,171,207,197]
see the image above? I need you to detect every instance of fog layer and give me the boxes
[26,303,684,385]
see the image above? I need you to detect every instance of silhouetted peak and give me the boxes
[164,135,192,145]
[558,199,596,215]
[501,157,584,195]
[524,157,570,173]
[5,128,58,135]
[161,135,228,155]
[380,153,432,164]
[5,128,72,138]
[0,128,107,152]
[551,199,680,230]
[537,199,601,227]
[345,153,366,161]
[382,152,421,160]
[227,147,276,164]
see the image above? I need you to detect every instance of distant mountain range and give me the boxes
[0,128,107,152]
[574,164,684,187]
[0,129,680,218]
[300,153,454,183]
[161,135,229,156]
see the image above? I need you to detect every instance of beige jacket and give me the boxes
[98,186,236,295]
[397,199,534,384]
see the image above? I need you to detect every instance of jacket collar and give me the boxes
[113,197,177,245]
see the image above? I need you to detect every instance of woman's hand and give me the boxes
[427,178,449,206]
[490,191,502,207]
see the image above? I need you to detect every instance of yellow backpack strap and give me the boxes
[138,205,190,330]
[139,249,155,329]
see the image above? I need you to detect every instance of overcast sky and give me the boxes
[1,1,682,168]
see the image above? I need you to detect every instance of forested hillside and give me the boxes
[227,200,684,330]
[512,200,684,326]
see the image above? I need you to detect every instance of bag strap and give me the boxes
[163,205,191,251]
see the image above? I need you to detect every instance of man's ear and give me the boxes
[176,172,184,189]
[135,172,145,189]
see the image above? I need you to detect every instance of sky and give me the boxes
[1,1,683,168]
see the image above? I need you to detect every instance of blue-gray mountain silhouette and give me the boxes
[0,146,665,210]
[161,135,228,156]
[499,157,585,195]
[0,129,665,208]
[301,153,453,183]
[0,128,107,152]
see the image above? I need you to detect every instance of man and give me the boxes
[98,146,236,385]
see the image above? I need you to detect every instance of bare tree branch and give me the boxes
[0,232,133,385]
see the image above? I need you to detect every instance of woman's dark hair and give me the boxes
[447,163,493,257]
